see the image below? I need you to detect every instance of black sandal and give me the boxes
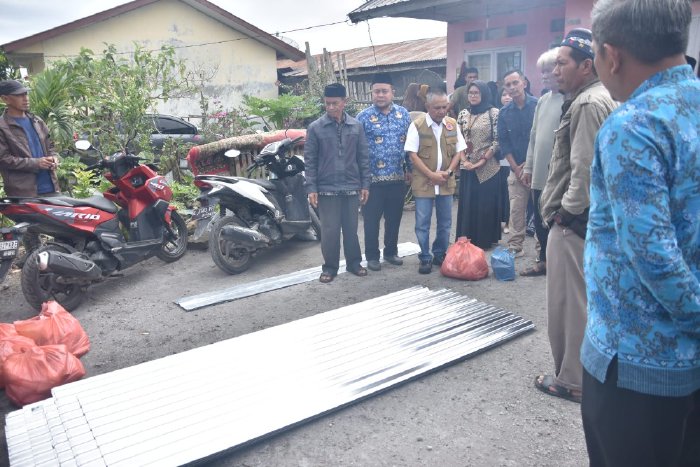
[348,266,368,277]
[319,272,335,283]
[534,375,582,403]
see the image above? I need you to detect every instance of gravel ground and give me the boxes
[0,201,588,467]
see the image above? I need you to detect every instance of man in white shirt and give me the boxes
[404,90,465,274]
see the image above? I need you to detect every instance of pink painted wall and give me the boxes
[564,0,594,31]
[446,6,565,95]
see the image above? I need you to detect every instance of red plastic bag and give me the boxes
[3,344,85,406]
[14,301,90,357]
[440,237,489,280]
[0,334,37,389]
[0,323,18,340]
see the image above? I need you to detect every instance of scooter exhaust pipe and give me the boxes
[38,251,102,280]
[219,225,270,249]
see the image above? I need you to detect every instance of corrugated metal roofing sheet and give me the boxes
[349,0,410,15]
[278,36,445,77]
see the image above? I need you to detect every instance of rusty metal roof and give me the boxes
[277,36,446,77]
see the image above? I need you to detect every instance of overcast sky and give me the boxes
[0,0,446,54]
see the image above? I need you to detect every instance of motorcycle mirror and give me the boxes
[75,140,92,151]
[224,149,241,159]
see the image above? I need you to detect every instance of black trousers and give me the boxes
[361,183,405,261]
[532,189,549,262]
[582,358,700,467]
[317,194,362,275]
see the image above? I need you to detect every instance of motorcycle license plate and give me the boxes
[192,205,217,220]
[0,240,18,258]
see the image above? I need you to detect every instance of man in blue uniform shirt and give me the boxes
[356,73,411,271]
[582,0,700,464]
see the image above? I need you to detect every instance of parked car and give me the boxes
[145,114,202,151]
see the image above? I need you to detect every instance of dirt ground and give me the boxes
[0,202,589,467]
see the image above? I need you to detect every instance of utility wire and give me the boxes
[41,19,350,58]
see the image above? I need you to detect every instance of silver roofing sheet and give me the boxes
[6,286,534,466]
[177,242,421,311]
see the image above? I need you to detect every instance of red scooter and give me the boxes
[0,141,188,311]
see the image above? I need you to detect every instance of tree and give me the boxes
[26,69,74,150]
[0,49,17,80]
[243,93,319,130]
[53,43,194,156]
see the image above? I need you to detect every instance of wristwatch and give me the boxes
[448,169,454,177]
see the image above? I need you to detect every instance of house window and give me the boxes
[465,30,483,43]
[550,18,565,33]
[465,48,523,83]
[486,28,505,41]
[507,24,527,37]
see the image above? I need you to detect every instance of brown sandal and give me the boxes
[319,272,335,283]
[348,266,368,277]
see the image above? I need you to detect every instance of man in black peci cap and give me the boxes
[535,29,617,404]
[304,83,370,283]
[0,79,60,198]
[356,72,411,271]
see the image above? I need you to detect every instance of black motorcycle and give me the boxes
[195,136,320,274]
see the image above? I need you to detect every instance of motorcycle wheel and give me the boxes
[21,244,87,312]
[157,211,188,263]
[209,216,252,275]
[310,205,321,241]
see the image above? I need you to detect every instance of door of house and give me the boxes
[465,48,523,84]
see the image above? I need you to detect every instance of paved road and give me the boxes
[0,202,588,466]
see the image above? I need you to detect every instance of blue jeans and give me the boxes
[414,195,453,262]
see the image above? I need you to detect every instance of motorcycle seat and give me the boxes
[49,195,118,214]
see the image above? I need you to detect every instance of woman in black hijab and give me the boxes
[455,81,503,249]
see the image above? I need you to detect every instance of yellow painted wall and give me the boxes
[13,0,280,119]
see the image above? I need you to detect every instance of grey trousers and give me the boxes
[317,194,362,275]
[546,223,586,391]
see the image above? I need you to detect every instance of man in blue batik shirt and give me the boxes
[582,0,700,465]
[357,73,411,271]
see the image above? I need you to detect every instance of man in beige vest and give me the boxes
[404,90,465,274]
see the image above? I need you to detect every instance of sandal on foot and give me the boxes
[348,266,368,277]
[319,272,335,283]
[534,375,582,403]
[520,264,546,276]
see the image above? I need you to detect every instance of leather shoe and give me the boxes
[367,260,381,271]
[384,255,403,266]
[418,260,432,274]
[432,255,445,266]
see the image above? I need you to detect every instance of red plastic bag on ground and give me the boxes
[0,323,18,340]
[0,335,37,389]
[440,237,489,280]
[3,344,85,406]
[14,301,90,357]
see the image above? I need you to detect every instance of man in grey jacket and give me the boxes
[304,83,370,283]
[535,29,617,403]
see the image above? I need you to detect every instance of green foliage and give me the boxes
[243,93,319,130]
[55,156,86,195]
[169,176,199,211]
[158,139,195,182]
[0,49,18,81]
[52,44,194,156]
[28,69,74,151]
[71,168,99,199]
[200,101,259,141]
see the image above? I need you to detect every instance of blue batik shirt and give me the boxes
[582,65,700,397]
[357,103,411,184]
